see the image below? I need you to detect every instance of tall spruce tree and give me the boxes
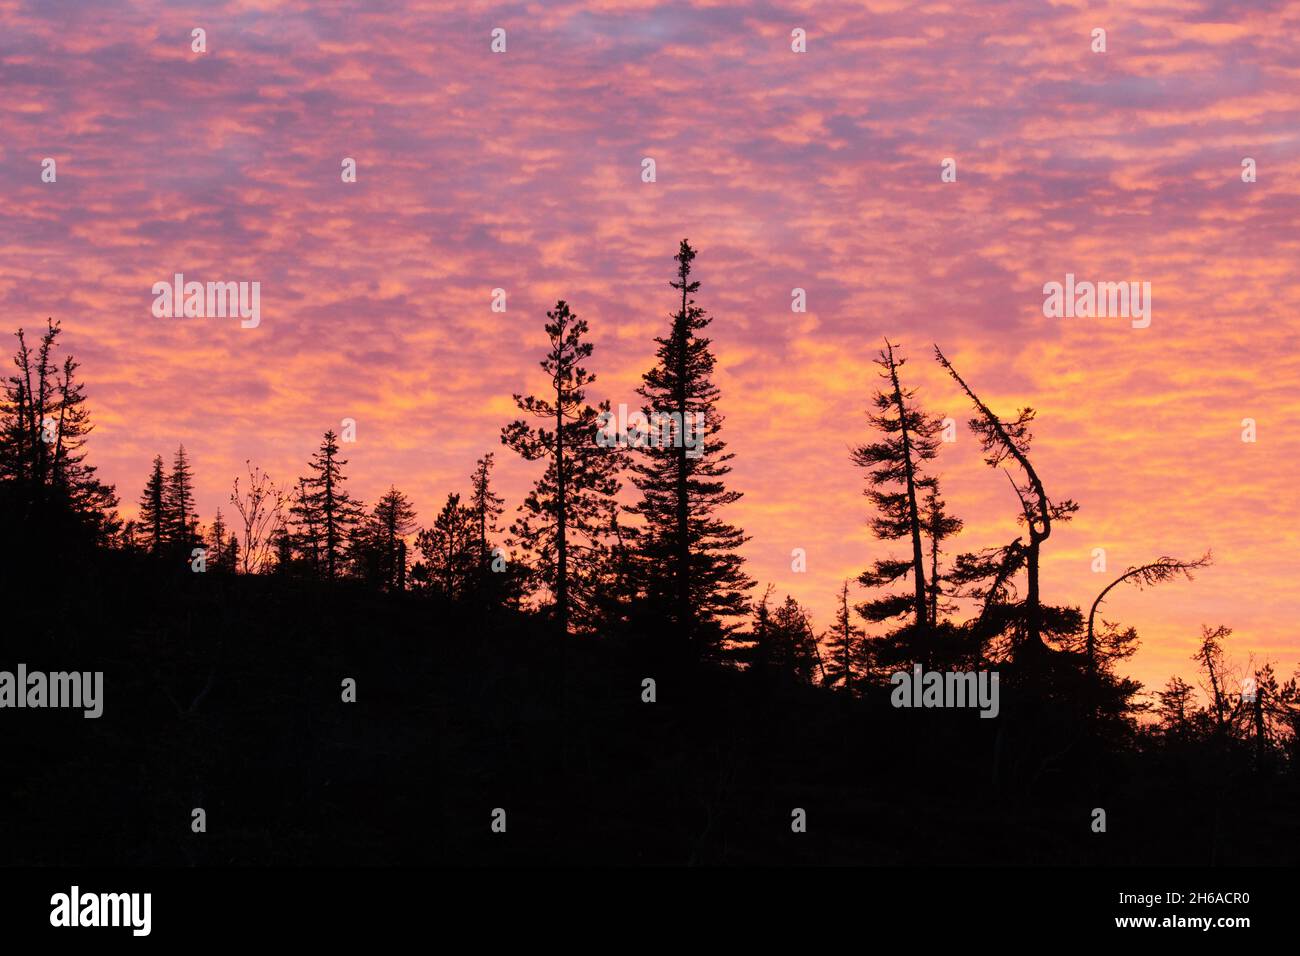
[288,477,322,576]
[468,453,504,570]
[295,430,363,581]
[852,340,942,667]
[822,580,867,692]
[164,444,198,551]
[209,507,228,570]
[501,300,623,635]
[137,455,167,554]
[626,240,753,655]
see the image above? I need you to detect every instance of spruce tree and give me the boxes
[414,492,476,601]
[164,444,198,551]
[295,430,363,581]
[501,300,623,635]
[288,477,322,576]
[822,581,866,692]
[626,240,753,656]
[355,486,417,590]
[0,320,119,543]
[468,453,504,569]
[137,455,167,554]
[209,507,228,570]
[921,485,963,629]
[852,340,942,667]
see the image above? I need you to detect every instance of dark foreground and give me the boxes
[3,549,1296,869]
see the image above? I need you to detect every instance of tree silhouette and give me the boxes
[747,593,820,685]
[210,507,229,571]
[288,477,323,576]
[354,486,417,591]
[223,529,240,574]
[501,300,622,635]
[414,492,476,601]
[294,430,363,581]
[1086,553,1211,671]
[137,455,167,554]
[1195,624,1239,737]
[230,461,286,574]
[468,453,504,570]
[164,444,199,553]
[822,580,867,693]
[853,340,943,667]
[921,484,963,629]
[0,320,119,544]
[1155,676,1197,738]
[935,345,1078,661]
[626,240,753,656]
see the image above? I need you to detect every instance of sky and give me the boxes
[2,0,1298,700]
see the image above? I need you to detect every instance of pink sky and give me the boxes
[2,0,1298,698]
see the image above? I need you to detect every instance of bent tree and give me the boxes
[934,345,1077,660]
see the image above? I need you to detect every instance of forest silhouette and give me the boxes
[1,241,1296,865]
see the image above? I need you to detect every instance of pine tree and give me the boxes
[921,485,963,628]
[209,507,228,571]
[50,351,119,537]
[225,531,240,574]
[626,240,753,656]
[288,478,322,576]
[164,444,198,552]
[137,455,167,554]
[853,340,942,667]
[822,581,866,692]
[295,430,363,581]
[414,492,477,601]
[748,594,820,685]
[355,486,417,591]
[468,453,504,569]
[501,300,623,635]
[270,523,294,574]
[0,320,119,544]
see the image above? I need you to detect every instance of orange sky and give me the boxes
[2,0,1298,699]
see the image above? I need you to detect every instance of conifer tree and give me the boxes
[822,580,866,692]
[355,486,417,590]
[468,453,504,569]
[209,507,228,570]
[935,346,1079,659]
[626,240,752,655]
[501,300,623,635]
[921,485,963,629]
[295,430,363,581]
[853,340,942,667]
[748,594,820,685]
[288,477,322,576]
[224,530,240,574]
[0,320,119,543]
[414,492,477,601]
[137,455,167,554]
[164,444,198,551]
